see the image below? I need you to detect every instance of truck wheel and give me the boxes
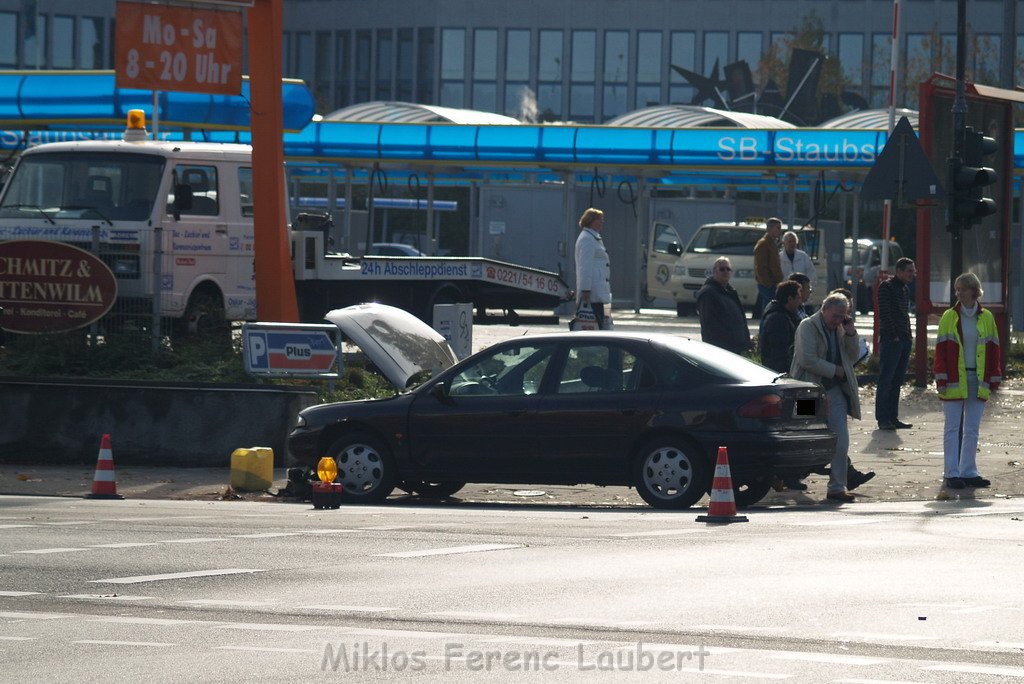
[175,290,228,342]
[426,284,463,321]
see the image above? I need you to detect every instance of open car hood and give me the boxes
[324,303,459,388]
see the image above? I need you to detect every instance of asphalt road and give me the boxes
[2,495,1023,681]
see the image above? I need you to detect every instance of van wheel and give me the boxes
[174,290,229,344]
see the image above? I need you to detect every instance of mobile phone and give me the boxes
[843,316,853,325]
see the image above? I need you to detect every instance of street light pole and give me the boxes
[949,0,968,301]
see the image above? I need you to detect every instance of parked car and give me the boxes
[288,306,834,510]
[843,238,904,312]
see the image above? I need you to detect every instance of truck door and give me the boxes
[166,164,227,313]
[645,221,682,302]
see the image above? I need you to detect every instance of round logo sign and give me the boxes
[0,240,118,334]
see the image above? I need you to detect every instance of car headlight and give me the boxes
[673,264,687,275]
[294,414,306,428]
[734,269,753,278]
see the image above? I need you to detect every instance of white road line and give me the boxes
[215,623,319,632]
[0,524,37,529]
[921,663,1024,677]
[973,640,1024,649]
[608,529,706,537]
[13,548,90,555]
[297,605,397,613]
[833,632,940,642]
[157,537,230,544]
[62,594,154,601]
[228,532,303,539]
[427,611,524,621]
[478,636,615,648]
[784,519,886,526]
[0,611,76,620]
[89,617,195,626]
[772,652,888,666]
[297,529,356,535]
[835,679,926,684]
[376,543,523,558]
[216,645,318,653]
[90,568,266,584]
[88,543,160,549]
[73,640,175,647]
[38,521,97,526]
[0,591,40,597]
[180,599,277,607]
[0,636,36,641]
[358,525,417,531]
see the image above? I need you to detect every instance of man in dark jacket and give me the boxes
[759,280,803,373]
[875,257,916,430]
[697,257,750,355]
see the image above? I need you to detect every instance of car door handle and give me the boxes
[215,224,229,234]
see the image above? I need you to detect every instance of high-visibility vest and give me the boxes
[934,303,1001,401]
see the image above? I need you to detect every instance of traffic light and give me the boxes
[949,126,998,229]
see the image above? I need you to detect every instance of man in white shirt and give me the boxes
[779,231,816,290]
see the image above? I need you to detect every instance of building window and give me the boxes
[737,32,761,73]
[571,30,595,121]
[375,29,393,100]
[295,32,314,84]
[1017,35,1024,86]
[703,31,727,76]
[0,13,16,67]
[972,34,1000,84]
[473,28,497,112]
[669,31,695,104]
[603,30,628,120]
[52,16,75,69]
[282,32,291,75]
[939,33,956,75]
[355,30,371,102]
[837,33,863,89]
[396,29,413,102]
[335,31,351,109]
[314,31,332,113]
[505,29,531,118]
[79,16,103,69]
[636,31,662,108]
[870,33,889,108]
[417,28,434,104]
[904,33,931,109]
[441,28,465,107]
[23,13,47,68]
[538,30,563,120]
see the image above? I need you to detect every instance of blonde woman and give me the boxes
[934,272,1001,489]
[574,208,611,328]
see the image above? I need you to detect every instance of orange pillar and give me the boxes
[247,0,300,322]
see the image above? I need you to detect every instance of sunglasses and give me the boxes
[716,266,732,272]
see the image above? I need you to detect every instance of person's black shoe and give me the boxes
[877,422,895,430]
[847,470,876,490]
[894,420,913,429]
[963,476,991,488]
[945,477,966,490]
[783,478,808,491]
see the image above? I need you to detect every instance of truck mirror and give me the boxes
[668,242,682,256]
[173,183,194,217]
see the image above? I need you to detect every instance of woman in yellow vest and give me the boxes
[933,272,1001,490]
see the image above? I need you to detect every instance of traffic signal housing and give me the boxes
[949,126,998,229]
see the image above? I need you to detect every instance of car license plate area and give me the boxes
[794,399,816,417]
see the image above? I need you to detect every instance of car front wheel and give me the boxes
[632,439,709,509]
[733,478,773,508]
[326,432,396,503]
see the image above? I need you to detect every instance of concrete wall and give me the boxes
[0,378,319,468]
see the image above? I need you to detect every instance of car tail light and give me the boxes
[737,394,783,418]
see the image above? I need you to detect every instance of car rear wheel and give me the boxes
[402,481,466,498]
[733,478,773,508]
[632,439,709,509]
[326,432,396,503]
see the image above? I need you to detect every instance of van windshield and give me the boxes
[686,227,762,255]
[0,152,166,222]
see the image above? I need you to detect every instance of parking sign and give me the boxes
[243,323,339,377]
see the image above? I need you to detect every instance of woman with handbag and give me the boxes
[574,208,611,330]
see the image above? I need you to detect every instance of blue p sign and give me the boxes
[245,331,268,371]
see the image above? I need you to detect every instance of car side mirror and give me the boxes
[668,242,682,256]
[430,382,453,404]
[173,183,193,220]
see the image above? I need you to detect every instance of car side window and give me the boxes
[448,344,553,397]
[169,164,219,216]
[652,223,681,254]
[556,344,651,394]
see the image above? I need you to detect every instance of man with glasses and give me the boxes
[697,256,750,355]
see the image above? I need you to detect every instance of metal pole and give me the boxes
[427,173,436,255]
[343,166,353,253]
[152,91,160,138]
[882,0,901,272]
[950,0,968,302]
[634,179,647,313]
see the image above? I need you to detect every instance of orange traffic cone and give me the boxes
[695,446,747,523]
[86,434,123,500]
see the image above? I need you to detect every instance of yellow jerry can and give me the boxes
[229,447,274,491]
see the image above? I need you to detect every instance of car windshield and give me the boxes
[0,152,166,222]
[686,227,761,255]
[658,336,781,383]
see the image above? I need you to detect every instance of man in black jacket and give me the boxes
[697,257,750,355]
[875,257,916,430]
[759,280,803,373]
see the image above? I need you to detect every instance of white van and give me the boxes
[670,221,825,315]
[843,237,905,312]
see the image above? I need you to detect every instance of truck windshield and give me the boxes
[0,152,165,222]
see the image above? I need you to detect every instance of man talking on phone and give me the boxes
[790,293,868,503]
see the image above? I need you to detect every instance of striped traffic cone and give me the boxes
[695,446,747,523]
[86,434,123,500]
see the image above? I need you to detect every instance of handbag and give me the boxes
[569,306,598,331]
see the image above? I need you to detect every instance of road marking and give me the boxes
[921,663,1024,677]
[297,529,356,535]
[0,611,76,620]
[478,636,615,648]
[833,632,940,642]
[973,640,1024,649]
[157,537,230,544]
[180,599,277,607]
[376,543,523,558]
[608,529,706,537]
[427,611,524,621]
[73,640,175,647]
[88,543,160,549]
[772,652,888,665]
[215,622,319,632]
[90,617,195,626]
[784,519,886,526]
[228,532,303,539]
[216,645,318,653]
[0,591,40,597]
[0,636,36,640]
[90,568,266,584]
[13,548,90,555]
[0,524,37,529]
[297,605,397,613]
[358,525,417,531]
[38,521,97,526]
[835,679,926,683]
[62,594,154,601]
